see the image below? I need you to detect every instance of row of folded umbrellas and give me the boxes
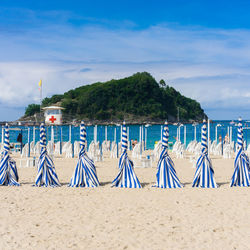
[0,119,249,188]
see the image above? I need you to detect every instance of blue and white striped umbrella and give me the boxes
[154,121,183,188]
[112,122,141,188]
[230,118,250,187]
[192,120,218,188]
[69,121,100,187]
[0,124,19,186]
[35,123,60,187]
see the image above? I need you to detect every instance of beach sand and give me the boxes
[0,152,249,249]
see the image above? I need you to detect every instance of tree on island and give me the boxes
[25,104,40,117]
[159,79,166,88]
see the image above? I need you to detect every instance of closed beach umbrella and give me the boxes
[154,121,183,188]
[0,124,19,186]
[69,121,99,187]
[35,123,60,187]
[112,122,141,188]
[230,118,250,187]
[192,120,218,188]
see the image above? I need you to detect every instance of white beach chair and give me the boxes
[34,141,40,155]
[132,143,141,159]
[21,144,28,158]
[74,141,80,156]
[102,140,111,153]
[153,141,162,160]
[54,141,61,155]
[110,141,118,158]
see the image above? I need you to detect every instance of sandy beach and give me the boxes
[0,152,249,250]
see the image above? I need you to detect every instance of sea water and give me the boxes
[4,120,249,150]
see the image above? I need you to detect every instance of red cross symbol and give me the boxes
[49,116,57,123]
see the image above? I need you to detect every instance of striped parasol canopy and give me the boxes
[192,120,218,188]
[154,121,183,188]
[69,121,100,187]
[112,122,141,188]
[35,123,60,187]
[0,124,19,186]
[230,118,250,187]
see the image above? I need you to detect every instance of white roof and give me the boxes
[42,106,65,110]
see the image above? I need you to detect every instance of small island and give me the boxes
[24,72,206,124]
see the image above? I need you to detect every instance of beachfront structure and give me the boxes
[0,124,19,186]
[43,106,64,125]
[69,121,100,187]
[192,120,218,188]
[230,118,250,187]
[112,122,141,188]
[154,121,183,188]
[35,123,61,187]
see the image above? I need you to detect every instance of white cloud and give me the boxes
[1,12,250,120]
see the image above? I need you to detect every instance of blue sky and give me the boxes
[1,0,250,120]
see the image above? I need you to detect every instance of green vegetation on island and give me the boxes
[24,72,206,122]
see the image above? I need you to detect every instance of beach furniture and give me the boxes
[186,140,197,153]
[88,141,102,161]
[176,144,185,158]
[34,123,60,187]
[110,141,118,158]
[223,142,234,159]
[0,124,19,186]
[140,155,152,168]
[192,120,218,188]
[153,141,162,160]
[230,118,250,187]
[69,121,99,187]
[65,144,73,158]
[62,141,71,154]
[153,121,183,188]
[34,141,40,155]
[132,142,140,159]
[112,122,141,188]
[21,143,29,158]
[213,142,222,156]
[209,140,216,155]
[54,141,61,155]
[74,141,80,155]
[47,141,54,156]
[30,141,35,153]
[172,140,185,158]
[19,157,37,168]
[102,140,110,153]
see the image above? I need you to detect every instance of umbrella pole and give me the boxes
[194,125,197,141]
[160,125,163,142]
[20,129,23,154]
[140,126,142,155]
[100,126,103,159]
[127,127,130,150]
[28,127,31,158]
[116,127,118,158]
[1,126,3,145]
[207,119,210,156]
[105,126,107,141]
[69,125,72,142]
[184,125,186,149]
[33,126,35,143]
[71,126,74,158]
[60,126,62,155]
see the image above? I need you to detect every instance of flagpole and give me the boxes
[39,80,42,122]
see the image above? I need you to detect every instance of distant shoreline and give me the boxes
[2,118,235,126]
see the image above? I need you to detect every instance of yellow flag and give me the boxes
[38,79,42,87]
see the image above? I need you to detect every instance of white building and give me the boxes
[43,106,64,125]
